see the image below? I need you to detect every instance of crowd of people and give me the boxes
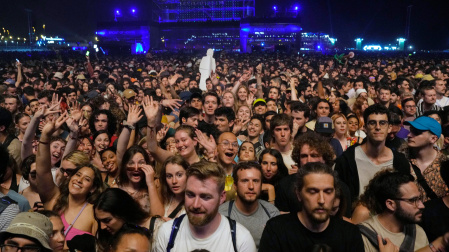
[0,50,448,251]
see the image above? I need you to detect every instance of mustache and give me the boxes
[188,207,205,214]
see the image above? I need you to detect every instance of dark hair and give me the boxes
[270,114,292,134]
[159,155,190,204]
[214,107,235,123]
[93,130,111,146]
[0,107,13,129]
[232,161,262,183]
[202,91,221,106]
[179,107,201,125]
[21,155,36,181]
[258,148,288,185]
[89,109,117,136]
[312,99,333,118]
[373,172,415,212]
[292,132,335,167]
[0,147,10,183]
[401,97,415,109]
[37,90,53,102]
[94,188,150,251]
[110,224,151,252]
[363,104,391,126]
[263,111,277,131]
[295,162,337,210]
[118,145,151,188]
[291,102,311,118]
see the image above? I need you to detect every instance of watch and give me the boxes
[122,120,135,130]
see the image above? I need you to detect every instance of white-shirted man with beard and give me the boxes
[152,160,256,252]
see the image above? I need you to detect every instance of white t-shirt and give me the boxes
[152,214,256,252]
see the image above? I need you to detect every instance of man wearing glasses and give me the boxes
[334,104,410,204]
[359,171,449,251]
[0,212,53,252]
[405,116,447,202]
[216,132,239,201]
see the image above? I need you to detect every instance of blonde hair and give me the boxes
[62,150,90,167]
[186,160,226,193]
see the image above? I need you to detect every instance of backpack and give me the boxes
[358,224,416,252]
[166,214,237,252]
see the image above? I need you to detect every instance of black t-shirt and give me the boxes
[421,198,449,241]
[259,213,364,252]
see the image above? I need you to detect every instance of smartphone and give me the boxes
[16,59,20,63]
[86,51,90,56]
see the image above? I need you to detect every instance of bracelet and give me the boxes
[69,135,78,140]
[39,140,50,145]
[147,124,155,129]
[268,199,275,202]
[429,243,437,252]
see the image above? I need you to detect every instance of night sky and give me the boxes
[0,0,448,50]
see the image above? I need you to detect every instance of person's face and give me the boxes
[435,80,446,95]
[222,93,235,108]
[334,117,347,136]
[7,87,17,96]
[239,142,255,161]
[123,81,130,89]
[68,166,96,196]
[401,80,410,91]
[393,182,425,224]
[67,92,77,103]
[30,101,40,114]
[361,100,369,112]
[316,102,330,117]
[94,133,110,152]
[27,162,38,187]
[49,216,65,252]
[237,88,248,101]
[101,150,118,174]
[125,152,146,184]
[365,114,391,143]
[4,98,18,113]
[237,106,251,121]
[268,88,279,100]
[249,84,257,95]
[342,82,352,93]
[112,233,150,252]
[189,80,198,89]
[204,95,218,116]
[94,114,108,131]
[261,153,278,180]
[3,237,41,252]
[354,82,364,91]
[296,173,335,224]
[291,111,307,129]
[378,89,391,104]
[273,125,291,147]
[50,140,65,166]
[390,93,398,104]
[82,83,89,92]
[264,115,274,130]
[254,104,267,115]
[77,138,93,157]
[217,132,238,165]
[347,117,359,133]
[299,144,324,167]
[423,89,437,105]
[185,175,225,227]
[165,163,187,195]
[403,100,416,117]
[235,167,262,204]
[17,116,31,134]
[95,209,125,235]
[247,118,263,138]
[407,127,436,148]
[214,115,232,133]
[266,101,277,112]
[175,130,197,157]
[190,98,203,111]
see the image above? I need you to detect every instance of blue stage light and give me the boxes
[115,10,120,15]
[132,9,136,13]
[295,6,299,11]
[273,6,277,10]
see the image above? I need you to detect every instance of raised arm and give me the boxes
[317,80,325,99]
[289,77,298,101]
[15,62,23,88]
[142,96,173,164]
[141,164,164,216]
[36,111,69,207]
[63,102,84,159]
[117,104,143,168]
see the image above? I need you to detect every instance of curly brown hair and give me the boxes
[291,132,335,167]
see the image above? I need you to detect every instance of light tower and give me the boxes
[355,38,363,50]
[397,38,406,51]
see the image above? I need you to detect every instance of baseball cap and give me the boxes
[123,89,136,99]
[253,98,266,107]
[404,116,441,136]
[315,117,334,134]
[0,212,53,251]
[179,91,192,102]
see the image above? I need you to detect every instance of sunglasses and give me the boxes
[60,167,77,176]
[410,127,427,136]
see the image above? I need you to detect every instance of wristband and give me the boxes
[39,140,50,145]
[429,243,437,252]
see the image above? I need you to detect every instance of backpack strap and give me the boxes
[225,216,238,252]
[358,224,386,249]
[167,202,184,219]
[228,200,234,217]
[149,215,161,239]
[0,135,16,149]
[0,196,17,214]
[167,214,186,252]
[411,163,438,200]
[399,224,416,252]
[260,202,271,218]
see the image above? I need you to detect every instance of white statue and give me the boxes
[199,49,216,91]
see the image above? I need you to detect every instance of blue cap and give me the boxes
[404,116,441,136]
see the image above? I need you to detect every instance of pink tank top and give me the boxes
[61,213,93,241]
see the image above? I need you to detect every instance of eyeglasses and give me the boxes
[218,141,239,149]
[60,167,77,176]
[0,244,41,252]
[366,120,389,129]
[392,196,424,207]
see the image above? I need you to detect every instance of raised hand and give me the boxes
[42,111,69,136]
[194,129,217,155]
[156,125,169,143]
[69,101,82,122]
[142,96,160,127]
[140,164,156,187]
[233,118,250,135]
[50,92,62,108]
[246,92,255,107]
[161,99,182,111]
[127,104,143,126]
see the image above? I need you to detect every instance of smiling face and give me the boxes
[50,140,66,166]
[165,163,187,196]
[237,106,251,121]
[101,150,118,174]
[175,130,197,158]
[68,166,96,197]
[217,132,238,165]
[94,133,110,152]
[247,118,263,138]
[237,87,248,101]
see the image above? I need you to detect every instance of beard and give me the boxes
[394,204,422,224]
[303,206,331,224]
[236,190,259,205]
[186,205,218,227]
